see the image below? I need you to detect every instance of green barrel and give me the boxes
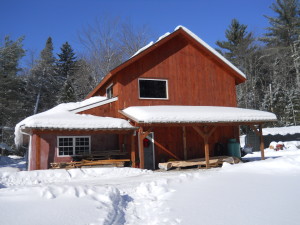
[227,139,241,158]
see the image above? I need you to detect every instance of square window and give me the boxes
[139,79,168,99]
[58,136,90,156]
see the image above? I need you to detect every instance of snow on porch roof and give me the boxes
[121,106,277,124]
[263,126,300,136]
[15,97,136,147]
[16,97,135,131]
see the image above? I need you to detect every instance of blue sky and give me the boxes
[1,0,275,63]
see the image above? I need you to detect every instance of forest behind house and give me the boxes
[1,0,299,153]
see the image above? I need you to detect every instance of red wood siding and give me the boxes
[146,126,238,167]
[94,34,237,110]
[79,101,117,117]
[29,131,121,170]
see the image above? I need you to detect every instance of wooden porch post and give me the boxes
[193,126,216,169]
[259,124,265,160]
[138,127,153,169]
[36,134,41,170]
[131,132,136,168]
[204,137,210,169]
[138,127,145,169]
[183,126,187,160]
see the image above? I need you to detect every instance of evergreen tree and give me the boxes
[216,19,255,68]
[216,19,259,109]
[28,37,59,114]
[262,0,300,47]
[56,42,77,103]
[0,36,26,147]
[261,0,300,125]
[56,42,77,79]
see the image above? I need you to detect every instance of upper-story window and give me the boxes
[139,78,168,99]
[106,83,113,99]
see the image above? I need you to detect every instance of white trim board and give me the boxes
[70,97,118,113]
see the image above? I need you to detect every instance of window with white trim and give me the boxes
[57,136,90,156]
[106,83,113,99]
[139,78,168,99]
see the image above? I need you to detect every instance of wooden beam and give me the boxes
[204,139,210,169]
[36,134,41,170]
[192,126,206,139]
[131,134,136,168]
[183,126,187,160]
[141,128,153,139]
[153,139,180,160]
[208,126,217,137]
[259,124,265,160]
[138,127,145,169]
[192,126,216,169]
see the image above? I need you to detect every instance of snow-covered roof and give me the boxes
[131,25,246,79]
[263,126,300,136]
[15,97,136,147]
[121,106,277,124]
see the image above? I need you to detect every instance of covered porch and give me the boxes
[120,106,277,169]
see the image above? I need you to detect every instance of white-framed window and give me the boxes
[57,136,91,156]
[106,83,113,99]
[138,78,168,99]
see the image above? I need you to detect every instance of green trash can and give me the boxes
[227,139,241,158]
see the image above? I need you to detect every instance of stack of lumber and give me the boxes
[50,159,130,169]
[158,156,241,171]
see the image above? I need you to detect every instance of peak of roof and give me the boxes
[86,25,247,98]
[130,25,246,79]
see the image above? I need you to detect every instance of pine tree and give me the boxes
[28,37,59,114]
[262,0,300,86]
[262,0,300,47]
[56,42,77,103]
[56,42,77,79]
[0,36,26,147]
[216,19,258,109]
[216,19,255,68]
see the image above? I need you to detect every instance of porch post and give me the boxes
[131,132,136,168]
[193,126,216,169]
[183,126,187,160]
[259,124,265,160]
[36,134,41,170]
[138,127,145,169]
[203,137,210,169]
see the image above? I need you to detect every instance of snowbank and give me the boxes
[1,148,300,225]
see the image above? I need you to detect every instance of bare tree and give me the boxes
[78,16,151,84]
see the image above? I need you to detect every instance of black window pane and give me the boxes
[139,80,167,98]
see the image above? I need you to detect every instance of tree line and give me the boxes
[0,19,150,150]
[216,0,300,127]
[1,0,300,151]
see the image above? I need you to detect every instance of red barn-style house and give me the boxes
[16,26,276,170]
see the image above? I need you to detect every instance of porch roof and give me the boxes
[121,106,277,125]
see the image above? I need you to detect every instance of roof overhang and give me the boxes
[119,106,277,127]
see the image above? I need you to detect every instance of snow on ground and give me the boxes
[1,147,300,225]
[0,155,26,172]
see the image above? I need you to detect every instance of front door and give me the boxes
[141,132,155,170]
